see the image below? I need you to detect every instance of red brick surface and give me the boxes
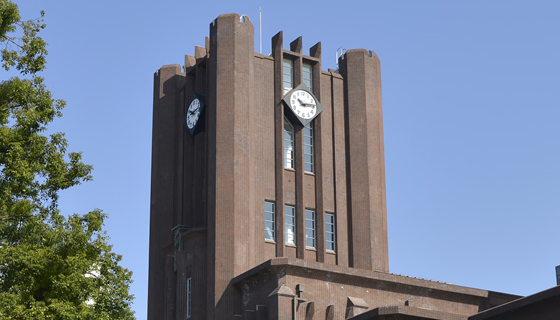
[148,13,520,320]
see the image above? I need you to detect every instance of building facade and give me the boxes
[148,13,521,320]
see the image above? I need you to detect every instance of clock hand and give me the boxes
[189,106,200,115]
[297,98,316,107]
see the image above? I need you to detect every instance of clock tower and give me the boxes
[148,13,516,320]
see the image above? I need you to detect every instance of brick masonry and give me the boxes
[148,13,522,320]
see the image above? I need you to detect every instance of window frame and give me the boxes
[285,205,296,245]
[302,62,313,92]
[283,59,293,94]
[186,277,192,318]
[303,122,314,173]
[264,201,275,241]
[325,212,336,252]
[283,118,295,169]
[305,209,316,249]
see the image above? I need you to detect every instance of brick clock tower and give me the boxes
[149,13,516,320]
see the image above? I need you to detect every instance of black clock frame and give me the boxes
[184,92,206,136]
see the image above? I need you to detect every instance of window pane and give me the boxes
[265,222,274,240]
[305,209,315,248]
[285,205,296,245]
[284,118,294,169]
[306,234,314,247]
[283,60,293,93]
[186,277,192,318]
[303,123,314,173]
[265,202,275,212]
[286,215,294,224]
[303,62,313,92]
[325,213,336,252]
[264,201,275,241]
[265,212,274,221]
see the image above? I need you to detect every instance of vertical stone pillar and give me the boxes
[310,42,325,263]
[206,13,255,318]
[339,49,389,272]
[272,31,285,257]
[330,71,349,267]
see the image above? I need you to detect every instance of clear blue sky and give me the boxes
[11,1,560,319]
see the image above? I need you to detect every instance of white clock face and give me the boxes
[289,90,317,120]
[186,98,201,129]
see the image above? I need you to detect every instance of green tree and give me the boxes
[0,1,135,319]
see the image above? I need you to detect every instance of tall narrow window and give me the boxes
[304,122,314,173]
[285,205,296,245]
[302,62,313,92]
[283,59,293,94]
[186,277,192,318]
[325,213,336,252]
[305,209,316,248]
[264,201,275,241]
[284,118,294,169]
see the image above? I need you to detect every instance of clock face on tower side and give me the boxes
[186,98,201,130]
[289,89,317,120]
[282,83,324,127]
[184,93,206,136]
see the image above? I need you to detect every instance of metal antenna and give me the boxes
[259,7,263,54]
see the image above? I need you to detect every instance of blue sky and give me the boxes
[10,1,560,319]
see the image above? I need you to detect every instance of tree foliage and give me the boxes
[0,1,135,319]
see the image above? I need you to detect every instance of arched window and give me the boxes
[284,118,294,169]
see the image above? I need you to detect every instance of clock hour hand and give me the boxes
[297,98,315,107]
